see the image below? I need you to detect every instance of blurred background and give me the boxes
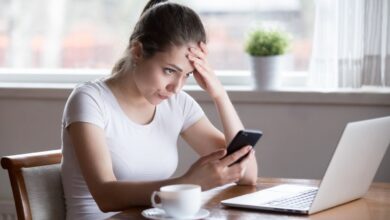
[0,0,314,71]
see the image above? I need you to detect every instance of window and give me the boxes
[0,0,145,69]
[0,0,314,85]
[182,0,314,71]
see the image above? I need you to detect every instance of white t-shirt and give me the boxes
[61,78,204,220]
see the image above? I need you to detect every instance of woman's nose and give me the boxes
[166,83,180,94]
[166,78,183,94]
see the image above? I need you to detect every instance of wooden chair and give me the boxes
[1,150,65,220]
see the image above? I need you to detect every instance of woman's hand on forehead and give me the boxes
[187,42,225,99]
[187,42,207,57]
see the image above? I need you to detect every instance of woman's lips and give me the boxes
[158,94,169,99]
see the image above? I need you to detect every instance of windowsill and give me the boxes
[1,82,389,106]
[0,68,389,105]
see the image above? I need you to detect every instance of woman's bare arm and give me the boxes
[68,121,252,212]
[185,42,258,185]
[68,122,187,212]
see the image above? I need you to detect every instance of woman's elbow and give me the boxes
[237,177,257,186]
[98,205,111,213]
[95,196,117,213]
[247,178,258,185]
[92,190,123,213]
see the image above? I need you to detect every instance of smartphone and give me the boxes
[226,129,262,163]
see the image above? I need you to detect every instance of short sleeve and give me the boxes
[62,85,106,129]
[177,91,205,133]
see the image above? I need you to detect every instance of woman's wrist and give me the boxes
[177,173,195,185]
[211,88,229,102]
[237,167,258,185]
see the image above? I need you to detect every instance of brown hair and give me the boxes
[111,0,207,76]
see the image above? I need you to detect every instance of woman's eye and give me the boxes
[163,68,175,75]
[185,72,193,78]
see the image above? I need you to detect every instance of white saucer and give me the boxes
[141,208,210,220]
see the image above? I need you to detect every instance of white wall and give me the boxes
[1,88,389,203]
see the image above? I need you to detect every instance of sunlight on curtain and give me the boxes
[309,0,389,88]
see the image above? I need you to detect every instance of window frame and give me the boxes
[0,68,308,89]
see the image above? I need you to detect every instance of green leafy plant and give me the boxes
[245,29,290,56]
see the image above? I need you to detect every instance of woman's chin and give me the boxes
[147,97,163,105]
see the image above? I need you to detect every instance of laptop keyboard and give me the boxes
[264,189,318,210]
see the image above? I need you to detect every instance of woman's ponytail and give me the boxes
[141,0,168,16]
[111,54,128,76]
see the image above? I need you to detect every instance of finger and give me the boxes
[196,148,226,166]
[193,61,210,76]
[195,63,213,77]
[228,156,251,180]
[189,47,205,59]
[224,169,242,183]
[245,150,255,164]
[191,57,213,77]
[187,53,212,74]
[188,54,206,67]
[220,145,252,167]
[193,71,207,87]
[199,41,208,55]
[193,63,213,88]
[238,148,254,166]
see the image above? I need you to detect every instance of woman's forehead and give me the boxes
[165,43,197,58]
[154,44,197,69]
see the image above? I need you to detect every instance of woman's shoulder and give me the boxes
[65,78,109,110]
[73,79,105,95]
[62,79,109,129]
[67,78,110,103]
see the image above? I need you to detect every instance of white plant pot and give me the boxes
[250,55,286,90]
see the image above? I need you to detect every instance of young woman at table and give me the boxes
[61,0,257,219]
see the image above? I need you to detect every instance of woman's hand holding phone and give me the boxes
[182,130,260,190]
[182,146,254,191]
[225,130,262,163]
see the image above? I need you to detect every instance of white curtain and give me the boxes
[309,0,390,88]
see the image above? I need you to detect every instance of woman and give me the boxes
[61,0,257,219]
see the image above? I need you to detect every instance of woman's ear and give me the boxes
[130,41,143,62]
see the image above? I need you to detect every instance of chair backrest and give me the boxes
[1,150,65,220]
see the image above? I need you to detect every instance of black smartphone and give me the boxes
[225,129,262,163]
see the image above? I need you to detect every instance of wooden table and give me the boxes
[108,178,390,220]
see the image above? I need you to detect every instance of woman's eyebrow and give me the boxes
[167,64,183,72]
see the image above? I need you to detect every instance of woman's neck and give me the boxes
[106,73,150,108]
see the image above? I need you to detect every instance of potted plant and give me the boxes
[245,28,291,90]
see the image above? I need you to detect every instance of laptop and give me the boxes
[221,116,390,215]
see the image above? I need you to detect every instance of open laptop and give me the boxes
[221,116,390,215]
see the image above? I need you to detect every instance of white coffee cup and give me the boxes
[151,184,201,218]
